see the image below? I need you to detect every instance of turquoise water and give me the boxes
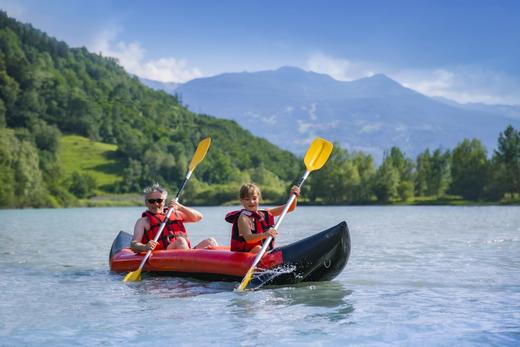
[1,206,519,346]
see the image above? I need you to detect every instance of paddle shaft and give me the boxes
[247,170,310,271]
[134,171,193,273]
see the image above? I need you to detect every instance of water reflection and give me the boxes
[271,281,353,309]
[228,281,355,325]
[124,276,235,298]
[233,281,353,310]
[270,282,355,323]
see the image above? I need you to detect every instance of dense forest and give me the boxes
[0,11,519,208]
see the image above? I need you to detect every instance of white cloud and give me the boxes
[89,28,202,83]
[394,67,520,106]
[139,58,202,83]
[305,52,520,106]
[306,52,374,81]
[244,111,277,125]
[261,114,277,125]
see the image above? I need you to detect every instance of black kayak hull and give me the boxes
[251,221,351,286]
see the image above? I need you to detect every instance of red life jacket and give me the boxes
[141,210,190,250]
[225,209,275,252]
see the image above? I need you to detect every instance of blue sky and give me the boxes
[1,0,520,105]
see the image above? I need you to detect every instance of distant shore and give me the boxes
[4,194,515,209]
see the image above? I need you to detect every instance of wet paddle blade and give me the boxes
[123,268,142,282]
[237,266,255,292]
[189,137,211,171]
[304,138,333,172]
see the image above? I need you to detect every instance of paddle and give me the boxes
[124,137,212,282]
[236,137,333,291]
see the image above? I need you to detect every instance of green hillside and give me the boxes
[58,135,124,190]
[0,11,300,208]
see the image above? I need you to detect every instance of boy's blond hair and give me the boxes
[239,183,261,200]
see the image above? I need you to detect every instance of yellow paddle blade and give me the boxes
[189,137,211,171]
[236,267,255,292]
[123,269,142,282]
[304,137,333,172]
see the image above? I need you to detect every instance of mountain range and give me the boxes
[143,66,520,162]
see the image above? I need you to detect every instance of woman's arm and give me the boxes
[130,217,157,252]
[169,201,203,222]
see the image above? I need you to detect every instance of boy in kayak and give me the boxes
[225,183,300,253]
[131,183,218,253]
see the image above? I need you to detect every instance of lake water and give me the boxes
[0,206,519,346]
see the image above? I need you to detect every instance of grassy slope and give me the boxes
[58,135,143,206]
[58,135,123,192]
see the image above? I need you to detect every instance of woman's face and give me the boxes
[241,192,260,212]
[145,192,166,213]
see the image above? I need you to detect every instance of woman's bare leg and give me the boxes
[193,237,218,249]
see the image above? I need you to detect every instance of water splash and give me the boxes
[248,265,298,290]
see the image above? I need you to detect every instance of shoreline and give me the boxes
[2,198,519,209]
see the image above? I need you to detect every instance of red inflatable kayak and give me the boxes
[110,221,350,285]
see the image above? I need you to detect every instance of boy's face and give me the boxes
[241,192,259,212]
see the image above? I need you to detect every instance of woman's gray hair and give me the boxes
[143,183,168,198]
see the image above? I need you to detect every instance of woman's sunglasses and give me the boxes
[147,199,164,204]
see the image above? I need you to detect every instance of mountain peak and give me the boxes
[269,66,337,85]
[276,66,306,73]
[348,73,417,97]
[360,73,400,85]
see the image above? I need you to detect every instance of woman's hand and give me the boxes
[146,240,158,251]
[168,200,181,210]
[290,185,301,197]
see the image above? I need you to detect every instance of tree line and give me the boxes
[308,125,520,204]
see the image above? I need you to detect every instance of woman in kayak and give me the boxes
[131,183,218,252]
[225,183,300,253]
